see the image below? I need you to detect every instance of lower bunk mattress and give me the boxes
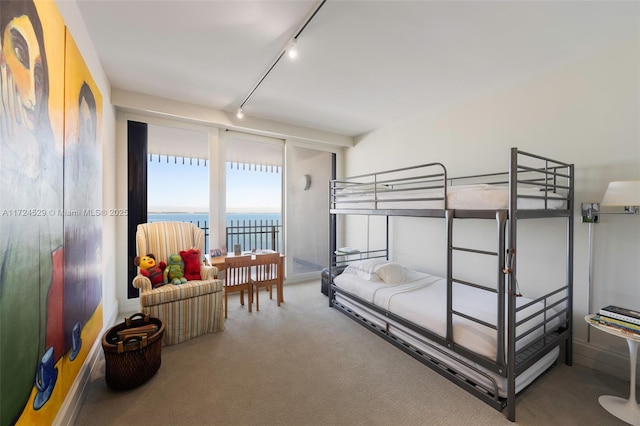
[332,259,561,398]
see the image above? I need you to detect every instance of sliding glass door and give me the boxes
[285,144,335,282]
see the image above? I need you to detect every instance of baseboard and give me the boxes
[572,338,636,381]
[53,301,119,426]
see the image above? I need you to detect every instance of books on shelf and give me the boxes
[599,305,640,326]
[589,314,640,336]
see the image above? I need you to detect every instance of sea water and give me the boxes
[148,212,281,225]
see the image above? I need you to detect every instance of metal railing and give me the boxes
[148,218,281,254]
[226,219,282,252]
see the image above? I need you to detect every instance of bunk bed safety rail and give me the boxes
[330,162,448,210]
[514,150,574,211]
[332,249,387,269]
[513,285,570,356]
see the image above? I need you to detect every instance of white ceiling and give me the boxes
[76,0,638,138]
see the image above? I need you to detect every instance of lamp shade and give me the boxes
[601,180,640,206]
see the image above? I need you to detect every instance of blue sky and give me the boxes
[148,158,281,213]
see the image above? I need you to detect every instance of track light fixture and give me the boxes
[234,0,326,120]
[287,39,298,59]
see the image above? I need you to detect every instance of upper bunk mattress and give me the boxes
[332,183,566,211]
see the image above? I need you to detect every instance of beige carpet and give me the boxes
[75,281,632,425]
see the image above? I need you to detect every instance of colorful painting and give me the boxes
[59,26,103,409]
[0,1,103,424]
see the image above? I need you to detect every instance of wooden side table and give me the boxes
[585,315,640,426]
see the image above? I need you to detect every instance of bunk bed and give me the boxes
[328,148,574,422]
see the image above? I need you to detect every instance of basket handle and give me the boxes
[117,335,148,353]
[125,312,150,327]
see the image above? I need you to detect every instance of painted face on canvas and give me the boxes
[2,15,43,131]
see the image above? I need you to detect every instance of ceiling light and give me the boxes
[236,108,244,119]
[287,39,298,59]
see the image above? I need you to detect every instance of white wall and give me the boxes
[344,39,640,378]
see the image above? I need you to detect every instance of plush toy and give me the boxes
[180,248,202,281]
[134,254,166,288]
[164,253,187,285]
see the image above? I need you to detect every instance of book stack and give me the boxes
[589,305,640,336]
[116,323,159,339]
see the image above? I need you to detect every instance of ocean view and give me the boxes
[148,212,281,225]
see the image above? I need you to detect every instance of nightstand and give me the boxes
[585,315,640,426]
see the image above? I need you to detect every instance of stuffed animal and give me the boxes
[180,248,202,281]
[134,254,166,288]
[163,253,187,285]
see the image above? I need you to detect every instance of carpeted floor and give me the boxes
[74,280,632,425]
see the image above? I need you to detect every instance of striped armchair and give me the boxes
[133,222,224,345]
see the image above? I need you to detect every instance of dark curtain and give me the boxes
[127,121,148,298]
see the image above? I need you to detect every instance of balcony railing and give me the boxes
[149,218,281,255]
[226,219,281,252]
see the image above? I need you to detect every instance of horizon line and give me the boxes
[148,211,281,214]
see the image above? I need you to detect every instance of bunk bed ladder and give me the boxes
[446,209,509,366]
[446,210,454,342]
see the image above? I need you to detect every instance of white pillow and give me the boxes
[343,258,387,281]
[374,262,405,284]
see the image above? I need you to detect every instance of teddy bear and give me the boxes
[134,254,166,288]
[180,248,202,281]
[163,253,187,285]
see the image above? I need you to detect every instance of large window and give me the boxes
[127,122,341,290]
[147,124,210,251]
[224,135,283,253]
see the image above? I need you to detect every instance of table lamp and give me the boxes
[600,180,640,215]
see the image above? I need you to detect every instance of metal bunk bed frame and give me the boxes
[328,148,574,422]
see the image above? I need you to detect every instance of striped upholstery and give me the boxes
[132,222,224,345]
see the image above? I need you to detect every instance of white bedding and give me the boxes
[333,183,565,210]
[333,262,560,361]
[334,294,559,398]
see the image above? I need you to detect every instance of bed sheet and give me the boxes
[333,267,440,303]
[333,268,560,360]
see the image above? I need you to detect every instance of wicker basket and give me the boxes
[101,313,164,390]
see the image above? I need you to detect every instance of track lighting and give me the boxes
[234,1,325,119]
[287,39,298,59]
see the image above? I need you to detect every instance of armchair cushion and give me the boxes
[138,278,222,306]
